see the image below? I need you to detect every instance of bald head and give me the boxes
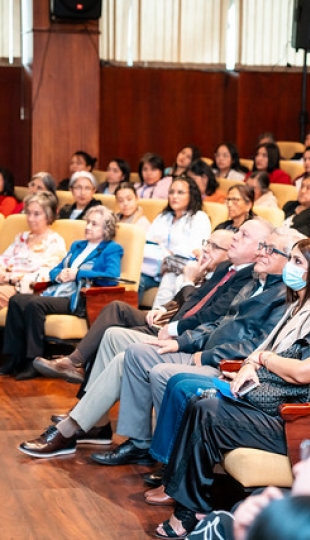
[228,218,273,266]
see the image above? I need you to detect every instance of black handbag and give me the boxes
[243,339,310,416]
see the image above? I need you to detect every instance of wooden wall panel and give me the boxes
[0,66,31,186]
[99,66,231,171]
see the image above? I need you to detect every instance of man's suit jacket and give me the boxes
[176,273,286,366]
[175,262,254,332]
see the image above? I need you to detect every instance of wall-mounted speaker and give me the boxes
[50,0,102,22]
[292,0,310,51]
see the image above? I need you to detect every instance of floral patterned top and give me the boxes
[0,230,67,283]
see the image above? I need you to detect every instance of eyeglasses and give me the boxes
[202,240,228,251]
[225,197,243,204]
[257,242,289,258]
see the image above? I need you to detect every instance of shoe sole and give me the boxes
[18,445,76,459]
[33,361,84,384]
[91,455,155,466]
[77,438,112,445]
[145,497,175,506]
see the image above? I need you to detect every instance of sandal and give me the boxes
[155,504,197,538]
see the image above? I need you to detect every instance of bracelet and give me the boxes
[242,358,256,367]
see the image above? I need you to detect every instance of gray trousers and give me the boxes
[70,327,157,432]
[117,342,220,440]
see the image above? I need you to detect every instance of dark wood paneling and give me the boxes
[0,66,31,186]
[100,66,229,170]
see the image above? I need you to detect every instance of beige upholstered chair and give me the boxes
[220,360,310,489]
[217,177,244,193]
[14,185,29,202]
[93,169,139,185]
[269,183,298,209]
[277,141,305,160]
[43,223,146,342]
[94,193,116,210]
[279,160,304,182]
[203,201,228,230]
[202,157,213,166]
[240,158,254,170]
[253,206,284,227]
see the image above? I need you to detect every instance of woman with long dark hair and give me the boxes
[138,176,211,305]
[246,142,291,185]
[186,159,226,203]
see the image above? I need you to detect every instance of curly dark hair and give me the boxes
[162,176,202,216]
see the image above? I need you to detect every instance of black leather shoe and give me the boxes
[51,414,68,424]
[0,356,18,376]
[15,361,40,381]
[143,466,165,486]
[90,439,155,466]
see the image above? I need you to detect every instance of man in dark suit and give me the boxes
[88,227,303,466]
[19,218,275,458]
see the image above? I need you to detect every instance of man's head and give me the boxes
[201,230,233,271]
[228,218,274,266]
[254,227,306,279]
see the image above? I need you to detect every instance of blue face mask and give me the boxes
[282,261,307,291]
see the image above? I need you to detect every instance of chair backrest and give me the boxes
[269,183,298,209]
[93,169,140,185]
[253,206,284,227]
[114,223,146,291]
[240,158,254,170]
[138,198,167,221]
[14,185,29,201]
[94,193,116,210]
[203,201,228,230]
[217,177,244,193]
[277,141,305,160]
[279,160,304,181]
[0,214,86,253]
[201,157,213,166]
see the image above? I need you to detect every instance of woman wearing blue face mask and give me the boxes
[146,238,310,539]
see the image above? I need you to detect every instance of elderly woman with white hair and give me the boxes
[0,205,123,381]
[58,171,101,220]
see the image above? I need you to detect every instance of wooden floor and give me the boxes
[0,376,170,540]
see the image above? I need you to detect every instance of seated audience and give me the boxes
[24,220,291,462]
[186,159,226,203]
[245,171,279,208]
[97,158,131,194]
[215,184,254,232]
[164,145,201,177]
[212,142,246,181]
[246,142,291,185]
[0,192,66,308]
[58,171,101,220]
[138,176,211,306]
[283,176,310,236]
[150,237,310,538]
[57,150,97,191]
[114,182,150,230]
[0,166,19,216]
[34,229,233,388]
[135,153,171,199]
[1,206,122,380]
[15,171,58,214]
[294,146,310,191]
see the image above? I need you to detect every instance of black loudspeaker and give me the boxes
[292,0,310,51]
[50,0,102,21]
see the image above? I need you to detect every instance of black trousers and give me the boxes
[164,396,287,513]
[3,294,71,365]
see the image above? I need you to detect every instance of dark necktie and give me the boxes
[182,268,237,319]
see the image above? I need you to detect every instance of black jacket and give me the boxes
[283,200,310,237]
[176,262,254,332]
[176,273,286,367]
[58,198,102,220]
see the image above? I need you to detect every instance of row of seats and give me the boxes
[14,185,289,227]
[0,215,146,343]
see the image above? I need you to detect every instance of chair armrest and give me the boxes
[81,286,138,326]
[279,402,310,466]
[219,359,243,372]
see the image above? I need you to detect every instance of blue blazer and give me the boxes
[49,240,123,311]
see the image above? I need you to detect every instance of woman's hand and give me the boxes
[229,363,260,397]
[58,268,77,282]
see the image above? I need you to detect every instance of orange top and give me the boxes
[204,189,226,204]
